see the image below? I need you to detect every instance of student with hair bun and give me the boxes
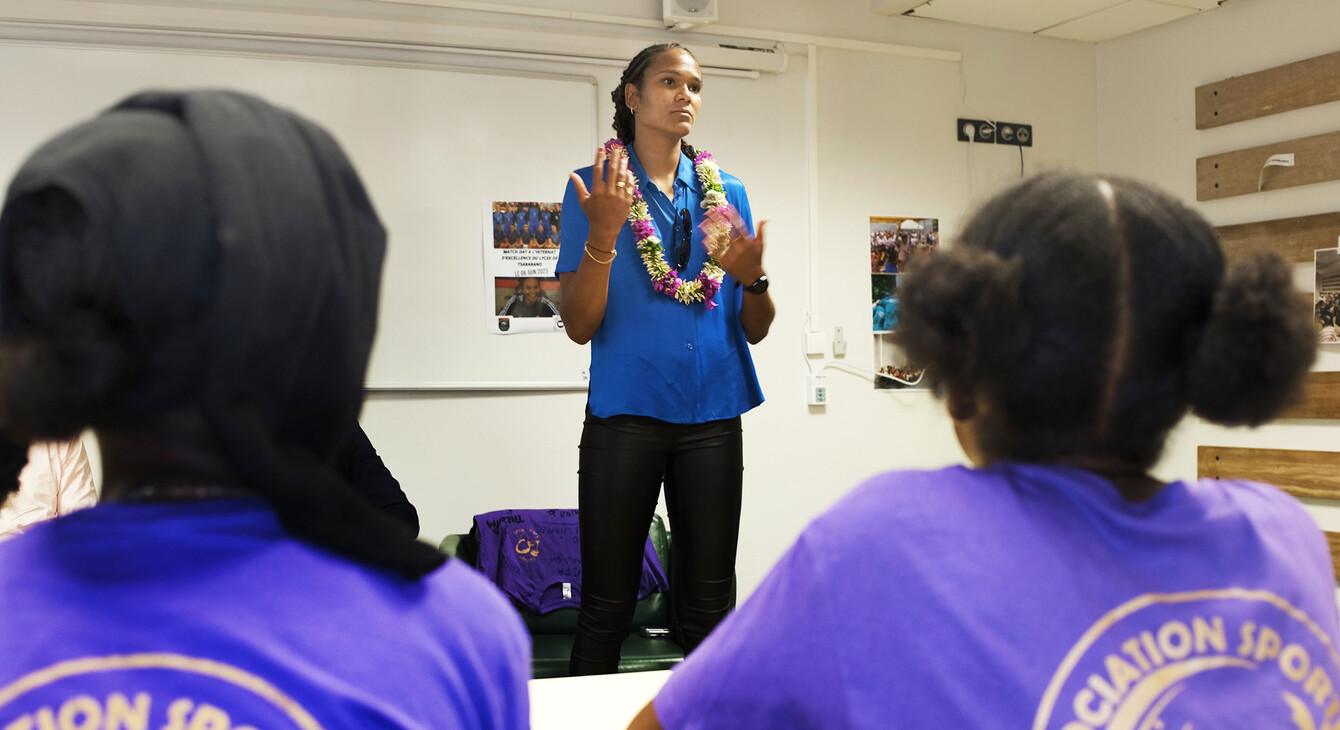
[631,172,1333,729]
[0,90,528,728]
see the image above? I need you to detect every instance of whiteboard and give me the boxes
[0,41,598,388]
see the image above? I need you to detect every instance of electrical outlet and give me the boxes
[807,374,828,406]
[996,121,1033,147]
[956,118,995,144]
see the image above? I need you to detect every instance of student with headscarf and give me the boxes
[0,90,529,728]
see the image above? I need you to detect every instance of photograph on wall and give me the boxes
[870,215,938,389]
[494,276,562,318]
[1314,247,1340,345]
[484,200,564,334]
[492,200,561,249]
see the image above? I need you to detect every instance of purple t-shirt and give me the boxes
[654,463,1340,728]
[0,500,531,730]
[474,508,669,614]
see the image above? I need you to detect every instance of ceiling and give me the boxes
[872,0,1232,43]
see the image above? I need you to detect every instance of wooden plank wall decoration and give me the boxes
[1195,50,1340,581]
[1195,49,1340,129]
[1197,446,1340,500]
[1196,130,1340,201]
[1215,211,1340,264]
[1281,372,1340,420]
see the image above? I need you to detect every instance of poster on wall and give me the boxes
[1314,247,1340,345]
[870,215,938,389]
[484,200,564,335]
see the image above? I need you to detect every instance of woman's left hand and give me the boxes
[704,206,767,285]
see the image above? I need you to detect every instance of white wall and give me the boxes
[1096,0,1340,541]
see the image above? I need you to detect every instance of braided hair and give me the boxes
[612,43,700,161]
[896,172,1315,469]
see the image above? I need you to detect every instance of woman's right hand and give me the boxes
[569,146,634,243]
[558,147,630,344]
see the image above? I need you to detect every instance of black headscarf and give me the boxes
[0,90,444,578]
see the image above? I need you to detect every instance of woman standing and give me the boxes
[557,43,774,675]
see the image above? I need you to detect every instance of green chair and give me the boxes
[440,513,691,679]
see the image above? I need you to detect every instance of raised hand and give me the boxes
[703,206,767,285]
[569,146,635,244]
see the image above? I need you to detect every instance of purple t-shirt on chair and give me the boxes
[654,463,1340,729]
[474,508,669,614]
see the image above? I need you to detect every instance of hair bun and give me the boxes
[1187,250,1315,426]
[897,247,1027,393]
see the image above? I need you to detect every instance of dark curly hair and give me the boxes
[896,171,1315,468]
[612,43,700,161]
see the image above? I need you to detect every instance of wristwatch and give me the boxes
[744,275,769,295]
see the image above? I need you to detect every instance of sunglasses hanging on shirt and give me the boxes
[673,208,692,271]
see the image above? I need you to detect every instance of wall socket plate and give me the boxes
[807,374,828,406]
[996,121,1033,147]
[956,118,1031,147]
[956,118,995,143]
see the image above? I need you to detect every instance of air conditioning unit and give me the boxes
[0,0,786,75]
[664,0,718,30]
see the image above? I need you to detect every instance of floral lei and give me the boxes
[605,139,732,309]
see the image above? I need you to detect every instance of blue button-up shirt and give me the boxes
[557,146,764,423]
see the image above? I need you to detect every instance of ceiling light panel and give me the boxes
[1038,0,1198,42]
[907,0,1123,33]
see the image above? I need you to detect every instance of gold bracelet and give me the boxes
[585,245,617,265]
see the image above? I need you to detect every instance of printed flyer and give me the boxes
[484,200,563,335]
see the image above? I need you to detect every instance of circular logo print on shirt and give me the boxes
[1032,589,1340,730]
[512,527,541,562]
[0,654,325,730]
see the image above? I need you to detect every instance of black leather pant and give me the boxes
[569,409,743,676]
